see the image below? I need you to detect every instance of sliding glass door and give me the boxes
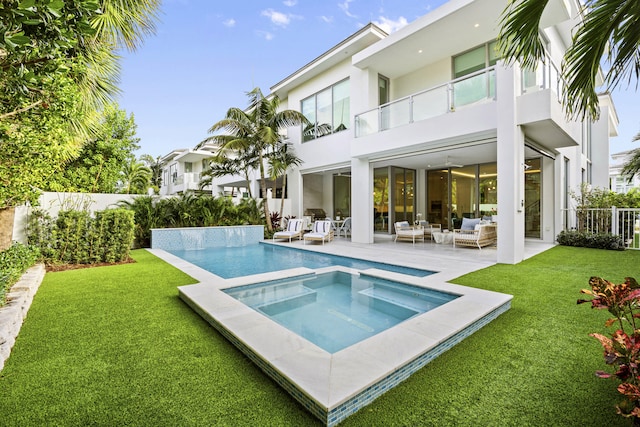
[374,166,416,233]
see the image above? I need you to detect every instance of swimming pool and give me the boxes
[168,243,434,278]
[224,271,458,353]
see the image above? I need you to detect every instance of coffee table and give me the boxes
[432,231,453,244]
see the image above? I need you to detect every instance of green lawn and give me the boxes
[0,247,637,426]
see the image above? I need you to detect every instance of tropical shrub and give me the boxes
[27,209,135,265]
[119,193,265,247]
[270,211,282,230]
[557,230,625,250]
[0,242,39,306]
[578,277,640,420]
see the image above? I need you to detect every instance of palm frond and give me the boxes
[497,0,550,69]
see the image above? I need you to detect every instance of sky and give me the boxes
[117,0,638,160]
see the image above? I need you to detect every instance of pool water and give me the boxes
[224,271,458,353]
[168,243,434,278]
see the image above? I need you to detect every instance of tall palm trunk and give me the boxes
[258,153,272,231]
[279,172,287,220]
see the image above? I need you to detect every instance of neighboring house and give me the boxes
[264,0,618,264]
[158,149,214,196]
[610,150,640,194]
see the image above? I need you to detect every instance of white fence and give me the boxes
[562,207,640,250]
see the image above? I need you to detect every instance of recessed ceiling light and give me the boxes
[474,23,480,28]
[418,49,423,53]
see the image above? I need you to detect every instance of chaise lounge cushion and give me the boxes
[273,218,304,242]
[304,220,334,245]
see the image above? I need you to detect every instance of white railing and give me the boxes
[562,207,640,250]
[354,67,496,137]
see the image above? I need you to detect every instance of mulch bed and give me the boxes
[45,258,136,272]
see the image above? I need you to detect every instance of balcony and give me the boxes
[355,67,496,138]
[517,56,580,148]
[521,56,563,100]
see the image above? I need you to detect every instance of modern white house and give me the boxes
[158,148,214,196]
[166,0,619,264]
[610,150,640,194]
[256,0,618,264]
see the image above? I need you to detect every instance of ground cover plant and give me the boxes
[0,246,637,426]
[0,242,39,306]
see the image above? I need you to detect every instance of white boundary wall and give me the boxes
[12,192,141,244]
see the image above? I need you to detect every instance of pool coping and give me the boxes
[149,248,512,426]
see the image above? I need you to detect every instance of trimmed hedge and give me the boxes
[28,208,135,265]
[0,242,39,306]
[556,230,625,251]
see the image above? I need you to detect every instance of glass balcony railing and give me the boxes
[355,67,496,137]
[521,55,563,101]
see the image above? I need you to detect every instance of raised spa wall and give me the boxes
[151,225,264,251]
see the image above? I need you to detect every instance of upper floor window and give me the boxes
[184,162,193,173]
[302,79,350,142]
[378,75,389,106]
[453,41,498,79]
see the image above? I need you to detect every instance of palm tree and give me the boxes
[268,143,303,220]
[120,159,152,194]
[621,132,640,181]
[140,154,163,191]
[497,0,640,121]
[199,144,260,198]
[201,88,309,232]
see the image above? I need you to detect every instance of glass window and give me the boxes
[378,75,389,105]
[301,97,316,142]
[488,41,499,66]
[454,46,485,78]
[427,170,449,229]
[454,42,499,79]
[333,80,350,132]
[317,88,332,136]
[525,158,541,238]
[301,79,350,142]
[184,162,193,173]
[479,163,497,218]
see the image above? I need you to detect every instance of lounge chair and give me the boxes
[304,220,334,245]
[417,220,441,240]
[394,221,424,245]
[453,218,497,249]
[273,218,304,242]
[336,217,351,238]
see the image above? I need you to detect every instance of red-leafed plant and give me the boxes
[578,276,640,419]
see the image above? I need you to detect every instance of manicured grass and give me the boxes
[0,247,638,426]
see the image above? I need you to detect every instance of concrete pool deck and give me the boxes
[148,238,553,426]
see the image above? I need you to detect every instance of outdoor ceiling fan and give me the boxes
[427,156,463,168]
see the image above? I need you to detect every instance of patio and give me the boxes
[266,235,554,284]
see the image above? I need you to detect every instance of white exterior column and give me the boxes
[288,170,303,218]
[590,106,611,188]
[496,64,525,264]
[351,157,373,243]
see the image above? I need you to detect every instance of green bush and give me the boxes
[556,230,625,250]
[119,193,265,248]
[27,208,135,265]
[0,242,39,306]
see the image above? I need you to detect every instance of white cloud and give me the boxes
[262,9,291,27]
[256,30,275,41]
[338,0,357,19]
[223,18,236,28]
[373,16,409,33]
[319,15,334,24]
[283,0,297,6]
